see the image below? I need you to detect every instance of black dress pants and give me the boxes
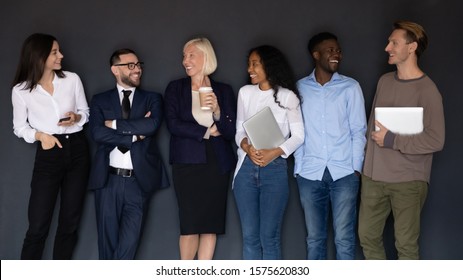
[21,131,90,259]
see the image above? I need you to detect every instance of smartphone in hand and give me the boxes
[59,117,71,122]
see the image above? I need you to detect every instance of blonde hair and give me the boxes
[393,20,428,58]
[183,37,217,75]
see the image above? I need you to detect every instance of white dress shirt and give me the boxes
[108,85,136,169]
[12,71,89,143]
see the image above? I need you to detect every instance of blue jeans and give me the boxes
[233,156,289,260]
[297,168,359,259]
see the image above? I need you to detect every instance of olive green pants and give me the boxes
[358,175,428,260]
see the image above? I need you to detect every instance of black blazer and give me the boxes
[88,88,169,193]
[164,77,237,174]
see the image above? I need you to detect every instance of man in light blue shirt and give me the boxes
[294,32,367,259]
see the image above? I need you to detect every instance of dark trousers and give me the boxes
[21,131,90,260]
[94,174,150,260]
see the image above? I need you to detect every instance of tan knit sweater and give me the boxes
[363,72,445,183]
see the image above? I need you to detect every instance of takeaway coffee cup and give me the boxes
[198,86,213,110]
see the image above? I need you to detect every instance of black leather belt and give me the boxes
[109,167,134,177]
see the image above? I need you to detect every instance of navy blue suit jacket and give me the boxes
[164,77,237,174]
[88,88,169,193]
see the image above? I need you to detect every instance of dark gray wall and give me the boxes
[1,0,462,260]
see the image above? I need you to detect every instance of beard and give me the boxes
[121,73,140,87]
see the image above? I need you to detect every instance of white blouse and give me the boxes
[12,71,89,143]
[234,84,304,181]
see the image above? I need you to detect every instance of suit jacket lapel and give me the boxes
[111,88,123,119]
[182,78,195,121]
[131,89,144,118]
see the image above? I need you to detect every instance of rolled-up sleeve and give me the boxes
[279,93,304,158]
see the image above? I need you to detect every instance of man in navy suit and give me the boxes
[89,49,168,259]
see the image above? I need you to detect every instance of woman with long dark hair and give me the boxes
[12,33,90,259]
[233,45,304,259]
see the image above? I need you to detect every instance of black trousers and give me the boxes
[21,131,90,260]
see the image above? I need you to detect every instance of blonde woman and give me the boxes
[164,37,236,259]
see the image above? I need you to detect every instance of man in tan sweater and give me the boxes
[358,20,445,259]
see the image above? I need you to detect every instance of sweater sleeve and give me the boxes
[393,84,445,154]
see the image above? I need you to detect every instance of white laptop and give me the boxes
[375,107,423,135]
[242,106,285,149]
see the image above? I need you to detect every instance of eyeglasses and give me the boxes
[114,62,144,70]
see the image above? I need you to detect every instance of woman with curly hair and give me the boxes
[233,45,304,259]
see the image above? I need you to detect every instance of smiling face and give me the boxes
[111,53,142,88]
[313,39,342,75]
[247,51,270,90]
[44,41,63,72]
[385,29,417,66]
[183,43,205,79]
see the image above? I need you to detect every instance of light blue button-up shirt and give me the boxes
[294,70,367,181]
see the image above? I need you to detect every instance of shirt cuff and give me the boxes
[279,145,289,159]
[203,128,211,139]
[384,130,396,149]
[26,129,38,144]
[213,111,221,121]
[76,113,88,127]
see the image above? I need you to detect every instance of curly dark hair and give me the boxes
[248,45,301,108]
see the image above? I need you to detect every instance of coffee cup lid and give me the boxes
[199,86,213,92]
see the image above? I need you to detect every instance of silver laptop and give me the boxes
[242,106,285,149]
[375,107,423,135]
